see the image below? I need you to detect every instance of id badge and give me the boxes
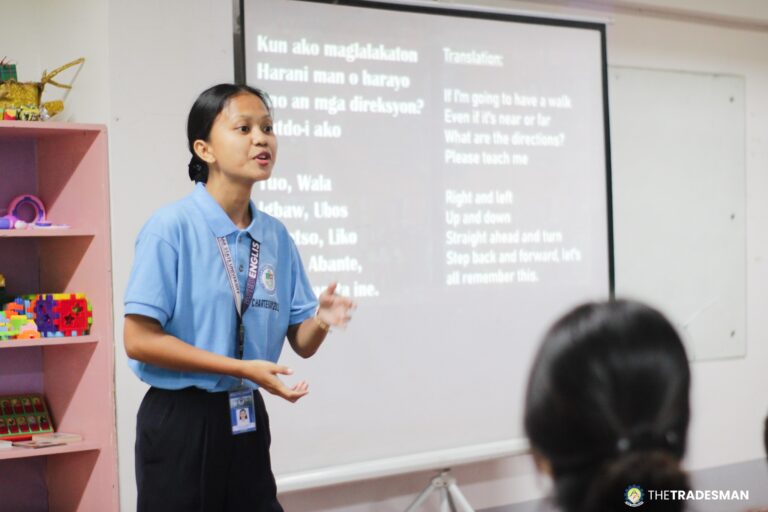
[228,388,257,435]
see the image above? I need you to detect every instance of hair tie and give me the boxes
[665,430,680,447]
[616,428,680,454]
[188,157,208,182]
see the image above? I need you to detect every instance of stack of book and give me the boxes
[13,432,82,449]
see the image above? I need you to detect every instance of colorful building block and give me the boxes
[0,292,90,340]
[30,293,92,337]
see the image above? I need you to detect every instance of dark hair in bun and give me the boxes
[525,299,691,512]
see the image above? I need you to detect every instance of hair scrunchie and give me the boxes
[188,156,208,183]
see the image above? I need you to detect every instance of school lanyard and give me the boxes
[216,236,260,360]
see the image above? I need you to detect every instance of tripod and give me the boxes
[404,469,474,512]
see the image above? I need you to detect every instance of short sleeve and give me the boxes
[124,231,178,327]
[288,238,318,325]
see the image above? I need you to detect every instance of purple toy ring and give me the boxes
[0,195,48,229]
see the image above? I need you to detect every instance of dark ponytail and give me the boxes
[525,300,691,512]
[188,155,208,183]
[581,451,689,512]
[186,83,273,183]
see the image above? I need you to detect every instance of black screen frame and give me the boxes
[233,0,615,297]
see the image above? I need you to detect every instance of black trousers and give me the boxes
[135,386,283,512]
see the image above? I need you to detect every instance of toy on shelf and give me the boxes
[0,274,8,305]
[0,394,54,441]
[32,293,93,337]
[0,287,92,341]
[0,58,17,82]
[0,194,67,230]
[1,297,40,340]
[0,57,84,121]
[0,312,40,341]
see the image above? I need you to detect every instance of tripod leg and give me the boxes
[447,482,475,512]
[440,486,453,512]
[404,480,438,512]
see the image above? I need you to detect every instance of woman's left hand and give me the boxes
[316,282,356,329]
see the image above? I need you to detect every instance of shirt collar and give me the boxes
[192,182,260,240]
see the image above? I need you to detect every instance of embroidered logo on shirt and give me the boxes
[261,264,276,294]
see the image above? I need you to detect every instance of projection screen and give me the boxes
[240,0,613,490]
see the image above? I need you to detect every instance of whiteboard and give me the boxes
[609,66,746,361]
[242,0,612,490]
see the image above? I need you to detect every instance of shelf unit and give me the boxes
[0,229,96,238]
[0,335,99,350]
[0,442,100,461]
[0,121,118,511]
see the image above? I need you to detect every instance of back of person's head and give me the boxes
[764,413,767,459]
[525,299,691,512]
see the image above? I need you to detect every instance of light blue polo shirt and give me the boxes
[125,183,317,391]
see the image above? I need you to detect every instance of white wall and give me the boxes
[38,0,110,123]
[4,0,767,510]
[600,2,768,473]
[107,2,234,510]
[0,1,42,85]
[0,0,109,123]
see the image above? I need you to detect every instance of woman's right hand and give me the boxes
[240,360,309,403]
